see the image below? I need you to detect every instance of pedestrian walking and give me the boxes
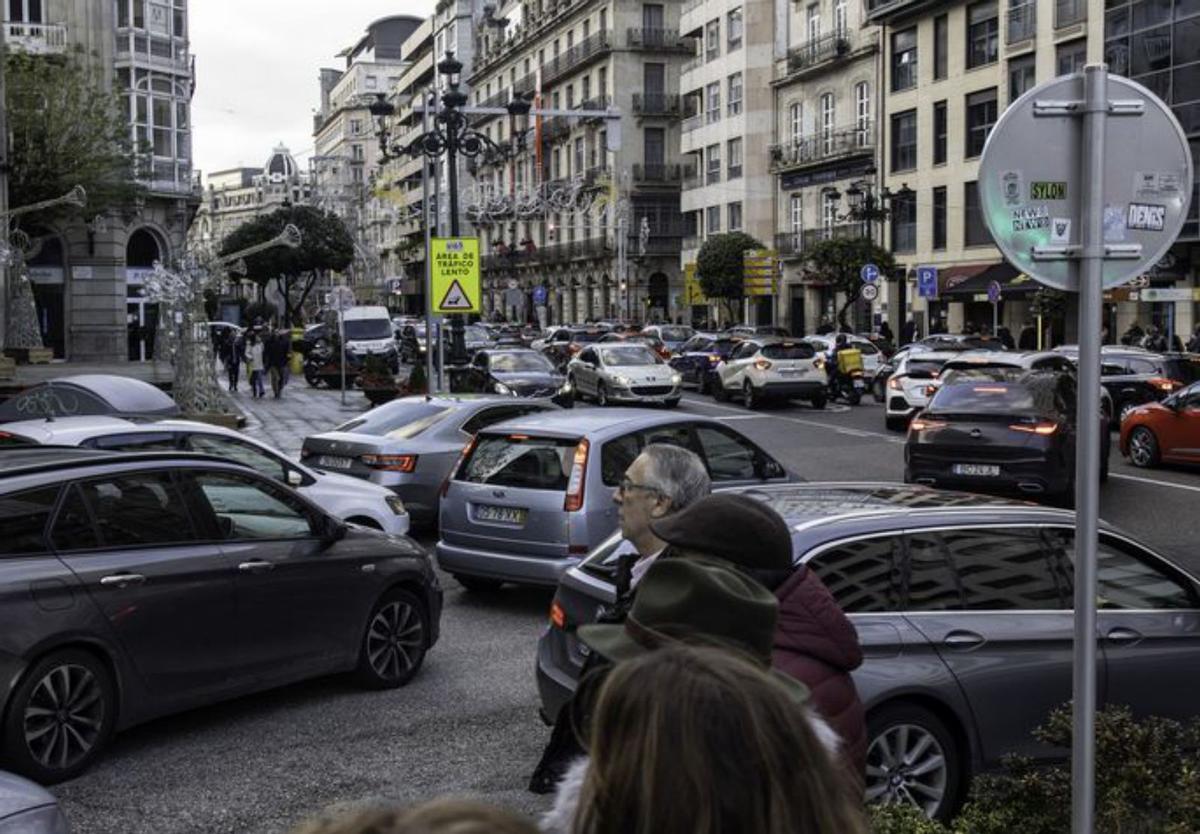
[1017,321,1038,350]
[289,799,539,834]
[900,317,919,346]
[877,320,894,344]
[1187,324,1200,354]
[265,328,289,398]
[997,325,1015,350]
[223,329,246,392]
[1122,321,1145,347]
[246,332,266,398]
[543,642,866,834]
[648,492,868,784]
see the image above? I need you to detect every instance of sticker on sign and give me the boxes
[1126,203,1166,232]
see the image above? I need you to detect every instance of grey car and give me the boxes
[0,771,68,833]
[538,482,1200,820]
[567,343,682,407]
[436,409,793,590]
[0,447,442,784]
[302,396,559,528]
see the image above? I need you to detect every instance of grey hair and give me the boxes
[639,443,711,511]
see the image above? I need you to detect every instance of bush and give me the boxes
[869,804,950,834]
[245,300,278,327]
[407,361,427,394]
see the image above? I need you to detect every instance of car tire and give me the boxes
[567,374,580,402]
[847,388,862,406]
[743,381,760,410]
[809,392,826,410]
[866,702,963,823]
[698,373,711,395]
[1128,426,1160,468]
[873,380,887,403]
[1,649,116,784]
[885,415,908,432]
[713,380,729,402]
[355,589,428,690]
[454,574,504,593]
[596,382,609,407]
[663,398,681,409]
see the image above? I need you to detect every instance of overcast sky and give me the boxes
[190,1,434,179]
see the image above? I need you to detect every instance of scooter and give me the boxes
[829,369,866,406]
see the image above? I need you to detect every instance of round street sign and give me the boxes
[860,263,880,283]
[861,283,879,302]
[978,72,1192,291]
[330,285,355,312]
[986,280,1002,304]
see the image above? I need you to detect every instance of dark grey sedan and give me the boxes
[538,483,1200,820]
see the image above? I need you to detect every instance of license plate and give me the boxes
[853,379,866,390]
[318,455,353,470]
[475,504,528,524]
[779,368,802,376]
[953,463,1000,477]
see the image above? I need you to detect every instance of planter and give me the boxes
[4,347,53,364]
[0,356,15,381]
[362,387,399,405]
[183,412,243,430]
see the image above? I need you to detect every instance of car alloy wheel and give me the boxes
[357,590,427,689]
[866,704,960,821]
[1128,426,1160,468]
[743,381,760,410]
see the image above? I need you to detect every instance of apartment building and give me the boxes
[192,146,312,250]
[679,0,773,325]
[3,0,198,362]
[468,0,691,324]
[771,0,880,335]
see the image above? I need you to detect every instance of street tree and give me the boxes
[221,205,354,327]
[801,236,896,331]
[5,46,144,217]
[696,232,764,321]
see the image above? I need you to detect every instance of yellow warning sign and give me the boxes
[431,237,481,314]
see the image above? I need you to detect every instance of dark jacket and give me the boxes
[771,566,867,782]
[263,332,289,368]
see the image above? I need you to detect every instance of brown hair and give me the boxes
[573,645,867,834]
[290,799,539,834]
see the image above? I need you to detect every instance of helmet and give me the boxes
[835,334,848,347]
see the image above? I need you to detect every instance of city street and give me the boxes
[50,383,1200,833]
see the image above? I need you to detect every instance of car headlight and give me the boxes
[613,374,633,387]
[385,495,407,515]
[494,382,515,395]
[670,373,682,384]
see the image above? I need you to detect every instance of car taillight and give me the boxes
[1148,377,1181,393]
[909,417,947,432]
[568,343,583,355]
[924,384,939,397]
[888,375,904,390]
[754,358,772,371]
[442,436,478,498]
[1009,421,1059,435]
[813,356,826,369]
[361,454,418,472]
[564,438,590,512]
[549,600,566,629]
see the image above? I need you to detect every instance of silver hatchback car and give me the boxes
[435,409,793,589]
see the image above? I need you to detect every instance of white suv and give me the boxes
[883,351,959,430]
[713,338,826,409]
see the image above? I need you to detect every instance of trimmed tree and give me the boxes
[220,205,354,327]
[800,236,895,331]
[696,232,764,322]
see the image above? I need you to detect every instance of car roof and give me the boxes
[0,448,242,484]
[481,408,720,438]
[942,350,1063,368]
[900,350,962,363]
[0,415,253,445]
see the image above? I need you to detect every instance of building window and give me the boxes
[965,87,997,158]
[1009,53,1036,102]
[706,81,721,123]
[855,82,870,145]
[352,144,364,160]
[706,204,722,234]
[705,19,720,61]
[891,191,916,253]
[727,72,743,116]
[820,92,835,154]
[892,28,918,92]
[727,137,743,179]
[933,99,947,165]
[967,2,999,69]
[934,14,948,80]
[574,137,585,175]
[350,118,362,135]
[598,66,608,97]
[706,143,721,184]
[807,3,821,42]
[822,190,838,237]
[789,102,803,144]
[835,0,847,33]
[891,109,917,172]
[727,7,743,51]
[790,193,803,233]
[964,181,991,246]
[933,186,947,250]
[1057,39,1086,76]
[728,202,743,231]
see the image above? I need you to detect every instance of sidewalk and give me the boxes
[230,379,369,457]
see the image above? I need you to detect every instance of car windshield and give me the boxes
[343,319,393,340]
[659,326,693,341]
[762,342,815,360]
[465,326,490,342]
[600,345,660,366]
[1164,356,1200,384]
[930,379,1058,416]
[570,330,605,343]
[459,434,579,490]
[334,401,451,438]
[490,353,555,373]
[856,340,880,355]
[712,338,741,355]
[681,336,714,352]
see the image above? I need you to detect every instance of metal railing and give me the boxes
[540,115,571,143]
[769,123,875,170]
[633,93,681,116]
[633,163,686,183]
[1007,1,1036,43]
[683,53,705,74]
[540,30,613,85]
[627,27,688,49]
[785,29,853,75]
[1055,0,1086,28]
[3,21,67,54]
[682,113,703,133]
[578,95,613,122]
[683,173,703,191]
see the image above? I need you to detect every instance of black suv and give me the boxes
[0,448,441,783]
[1054,347,1200,424]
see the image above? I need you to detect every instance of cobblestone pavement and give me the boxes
[228,376,368,457]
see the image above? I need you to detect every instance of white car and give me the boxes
[713,338,826,409]
[883,350,959,430]
[806,334,884,376]
[0,416,410,535]
[567,343,682,407]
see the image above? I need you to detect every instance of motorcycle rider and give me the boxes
[825,334,859,398]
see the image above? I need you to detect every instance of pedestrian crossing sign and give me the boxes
[431,237,481,314]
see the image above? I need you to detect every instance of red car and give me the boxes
[1120,381,1200,468]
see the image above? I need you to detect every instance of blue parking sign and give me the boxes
[917,265,939,299]
[860,263,880,284]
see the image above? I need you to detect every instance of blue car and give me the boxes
[669,333,738,394]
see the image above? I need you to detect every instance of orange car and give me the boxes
[1120,381,1200,468]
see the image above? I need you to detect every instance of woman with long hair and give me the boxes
[568,645,866,834]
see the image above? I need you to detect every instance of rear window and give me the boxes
[334,401,451,438]
[856,341,880,355]
[1163,357,1200,384]
[762,342,816,360]
[712,338,741,355]
[906,359,945,379]
[659,326,693,341]
[930,381,1055,416]
[459,434,579,491]
[570,330,605,344]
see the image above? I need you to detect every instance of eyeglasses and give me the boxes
[617,477,664,497]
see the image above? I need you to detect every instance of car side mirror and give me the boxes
[321,515,347,544]
[287,469,304,487]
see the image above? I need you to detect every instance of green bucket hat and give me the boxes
[577,557,810,702]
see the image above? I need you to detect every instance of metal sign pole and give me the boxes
[992,300,998,337]
[421,89,436,395]
[339,307,347,407]
[1070,64,1107,834]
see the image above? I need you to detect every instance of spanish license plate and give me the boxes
[953,463,1000,477]
[853,379,866,390]
[475,504,528,524]
[318,455,353,470]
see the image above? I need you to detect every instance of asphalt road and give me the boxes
[51,387,1200,833]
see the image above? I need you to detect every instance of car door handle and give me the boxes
[942,630,986,649]
[238,560,275,574]
[99,573,146,589]
[1106,627,1143,645]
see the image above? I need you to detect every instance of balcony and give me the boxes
[633,163,688,184]
[578,95,613,123]
[865,0,935,22]
[540,30,613,86]
[782,30,853,79]
[769,123,875,172]
[682,113,703,133]
[472,89,511,126]
[4,21,67,55]
[682,53,705,75]
[584,164,612,185]
[682,235,703,252]
[540,115,571,144]
[513,71,538,97]
[631,232,685,256]
[115,34,191,74]
[1055,0,1086,29]
[1007,1,1036,44]
[683,171,703,190]
[627,28,691,51]
[633,92,681,117]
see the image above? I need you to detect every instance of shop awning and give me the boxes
[939,262,1038,297]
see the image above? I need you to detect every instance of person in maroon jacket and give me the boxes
[650,493,867,786]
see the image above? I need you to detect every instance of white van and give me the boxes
[342,306,399,371]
